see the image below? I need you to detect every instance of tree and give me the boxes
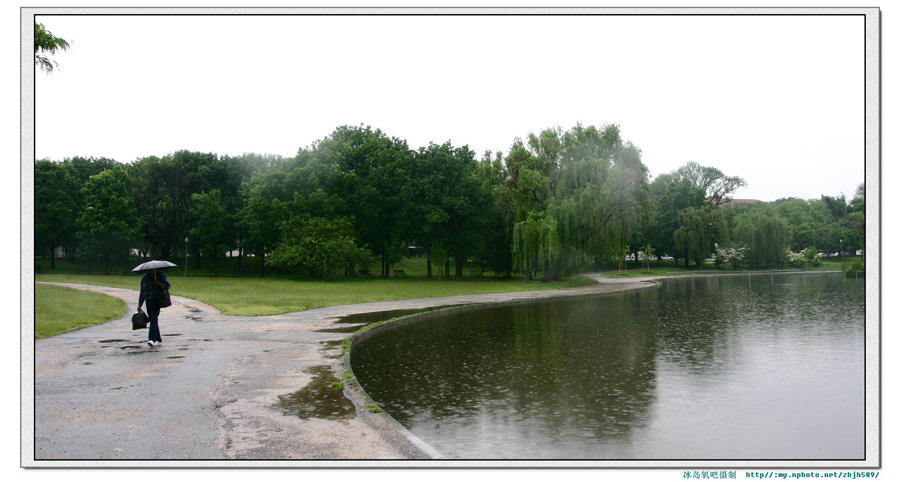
[269,215,370,279]
[129,155,191,260]
[78,167,139,275]
[239,186,288,277]
[308,125,416,277]
[671,161,747,206]
[846,183,865,260]
[34,160,79,268]
[57,157,119,260]
[733,208,792,269]
[647,175,706,266]
[641,244,655,272]
[35,22,70,73]
[672,205,723,269]
[409,141,485,278]
[190,190,228,277]
[500,123,649,281]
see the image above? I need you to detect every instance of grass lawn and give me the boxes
[35,284,127,338]
[35,273,598,316]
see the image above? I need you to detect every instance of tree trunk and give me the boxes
[455,252,464,277]
[103,252,110,276]
[50,247,56,269]
[444,258,450,280]
[426,255,432,279]
[238,239,243,272]
[214,255,219,277]
[260,253,266,277]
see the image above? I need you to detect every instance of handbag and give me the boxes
[158,290,172,308]
[152,270,172,308]
[132,310,149,330]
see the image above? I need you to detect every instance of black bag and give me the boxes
[132,310,149,330]
[158,291,172,308]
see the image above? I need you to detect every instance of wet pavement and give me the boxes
[30,274,655,464]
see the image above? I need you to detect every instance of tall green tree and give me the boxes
[34,160,80,268]
[239,185,288,277]
[672,205,723,269]
[129,155,191,260]
[409,141,485,278]
[671,161,747,206]
[58,157,119,259]
[647,175,706,266]
[190,190,228,277]
[500,123,649,281]
[733,208,792,269]
[35,22,70,73]
[309,125,416,277]
[78,167,139,275]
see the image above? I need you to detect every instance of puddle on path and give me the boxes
[275,365,354,421]
[319,340,343,359]
[99,339,129,343]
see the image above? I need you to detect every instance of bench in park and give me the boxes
[76,266,92,275]
[393,270,406,277]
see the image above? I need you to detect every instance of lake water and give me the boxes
[350,273,866,460]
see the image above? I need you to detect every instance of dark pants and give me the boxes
[146,300,162,342]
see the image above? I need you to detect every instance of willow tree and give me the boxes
[672,205,722,269]
[734,209,792,269]
[512,211,559,280]
[35,22,70,73]
[505,123,649,281]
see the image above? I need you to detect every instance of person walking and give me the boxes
[138,268,170,347]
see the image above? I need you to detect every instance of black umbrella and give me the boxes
[131,260,177,273]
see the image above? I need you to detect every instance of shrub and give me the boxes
[802,246,822,267]
[843,260,865,278]
[269,215,371,279]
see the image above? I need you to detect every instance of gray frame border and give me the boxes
[22,6,880,469]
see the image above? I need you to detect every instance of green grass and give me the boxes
[34,284,127,339]
[35,273,597,316]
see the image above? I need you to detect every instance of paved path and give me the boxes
[31,274,657,464]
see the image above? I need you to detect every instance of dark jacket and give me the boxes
[138,270,171,307]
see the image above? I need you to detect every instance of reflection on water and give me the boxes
[351,274,865,459]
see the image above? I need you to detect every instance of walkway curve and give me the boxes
[31,274,657,465]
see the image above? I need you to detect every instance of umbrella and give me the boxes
[131,260,177,273]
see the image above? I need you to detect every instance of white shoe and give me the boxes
[147,340,161,347]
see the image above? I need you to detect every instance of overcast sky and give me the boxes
[34,13,866,202]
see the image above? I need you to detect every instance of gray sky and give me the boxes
[34,13,866,202]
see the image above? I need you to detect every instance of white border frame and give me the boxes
[21,6,881,469]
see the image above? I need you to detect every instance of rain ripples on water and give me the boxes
[351,274,865,459]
